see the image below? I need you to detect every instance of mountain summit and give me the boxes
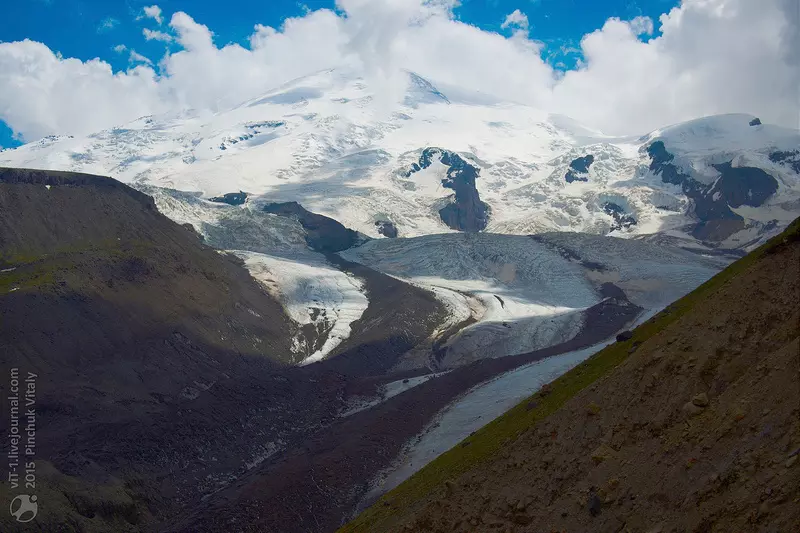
[3,69,798,250]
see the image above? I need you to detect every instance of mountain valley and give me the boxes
[1,69,798,533]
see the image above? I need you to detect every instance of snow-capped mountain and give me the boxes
[3,69,798,250]
[6,68,797,533]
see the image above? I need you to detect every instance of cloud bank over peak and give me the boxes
[0,0,797,142]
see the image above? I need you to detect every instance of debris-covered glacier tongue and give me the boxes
[341,231,731,369]
[143,181,734,374]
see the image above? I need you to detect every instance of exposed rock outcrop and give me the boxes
[263,201,364,252]
[209,190,248,205]
[375,220,399,238]
[565,154,595,183]
[646,141,778,241]
[406,148,490,232]
[770,150,800,173]
[602,202,637,232]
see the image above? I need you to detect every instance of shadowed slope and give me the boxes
[0,167,299,531]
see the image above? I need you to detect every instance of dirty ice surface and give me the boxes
[363,339,615,501]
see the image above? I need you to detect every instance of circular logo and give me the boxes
[9,494,38,523]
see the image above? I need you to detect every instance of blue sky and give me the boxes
[0,0,682,148]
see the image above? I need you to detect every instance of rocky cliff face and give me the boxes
[646,141,780,241]
[405,148,490,232]
[565,154,595,183]
[769,149,800,173]
[601,201,637,232]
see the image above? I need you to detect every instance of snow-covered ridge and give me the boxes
[2,71,798,250]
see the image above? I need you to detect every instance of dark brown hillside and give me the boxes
[0,167,301,531]
[1,167,296,399]
[0,167,451,533]
[347,221,800,532]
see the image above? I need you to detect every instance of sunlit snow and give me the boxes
[4,71,797,248]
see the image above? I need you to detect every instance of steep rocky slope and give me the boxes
[0,167,296,530]
[0,167,447,532]
[0,167,296,363]
[344,218,800,533]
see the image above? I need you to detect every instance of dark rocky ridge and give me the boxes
[0,166,156,214]
[263,201,364,252]
[375,220,398,238]
[769,149,800,174]
[209,190,248,205]
[0,166,298,531]
[406,148,490,232]
[602,202,637,232]
[646,141,779,241]
[565,154,595,183]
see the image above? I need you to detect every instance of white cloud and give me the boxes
[333,0,461,111]
[628,15,654,36]
[0,40,165,140]
[143,5,163,25]
[129,50,153,65]
[97,17,119,33]
[0,0,797,141]
[551,0,800,133]
[113,44,127,53]
[162,10,348,112]
[143,28,174,43]
[502,9,529,31]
